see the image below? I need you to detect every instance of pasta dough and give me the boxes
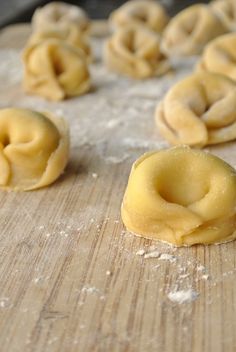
[109,0,169,34]
[0,108,69,191]
[23,38,91,101]
[197,33,236,81]
[104,25,170,79]
[121,146,236,246]
[211,0,236,31]
[161,4,227,56]
[156,72,236,147]
[32,1,90,33]
[29,25,92,61]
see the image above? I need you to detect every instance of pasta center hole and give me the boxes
[157,162,209,206]
[127,32,137,53]
[53,58,64,76]
[136,13,148,22]
[1,135,10,147]
[159,182,209,206]
[183,23,195,35]
[53,10,62,21]
[183,15,198,36]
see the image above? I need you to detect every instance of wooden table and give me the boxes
[0,24,235,352]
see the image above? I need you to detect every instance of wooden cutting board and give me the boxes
[0,24,236,352]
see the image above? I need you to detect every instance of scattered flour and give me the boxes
[106,119,121,129]
[179,273,190,279]
[34,277,41,284]
[0,50,22,86]
[159,253,176,263]
[197,265,206,272]
[168,289,199,304]
[0,297,11,308]
[81,286,100,294]
[144,250,160,259]
[122,137,169,151]
[104,154,130,164]
[136,249,145,256]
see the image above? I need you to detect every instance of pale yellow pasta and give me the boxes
[211,0,236,32]
[121,146,236,246]
[197,33,236,81]
[161,4,227,56]
[104,25,170,79]
[23,38,91,101]
[32,1,90,33]
[0,108,69,191]
[109,0,169,34]
[156,72,236,147]
[29,24,92,61]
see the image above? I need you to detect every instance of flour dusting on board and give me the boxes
[0,49,22,87]
[0,33,235,334]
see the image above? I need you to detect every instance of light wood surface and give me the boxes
[0,24,236,352]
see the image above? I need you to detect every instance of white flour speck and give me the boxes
[104,154,129,164]
[81,286,100,294]
[197,265,205,272]
[136,249,145,256]
[0,297,10,308]
[179,273,190,279]
[153,264,160,269]
[159,253,176,263]
[168,289,199,304]
[144,250,160,259]
[34,277,41,284]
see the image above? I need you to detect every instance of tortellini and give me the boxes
[23,38,91,101]
[211,0,236,32]
[109,0,169,34]
[121,146,236,246]
[104,25,170,79]
[0,108,69,191]
[28,24,92,62]
[32,1,90,33]
[161,4,227,56]
[197,33,236,81]
[156,72,236,147]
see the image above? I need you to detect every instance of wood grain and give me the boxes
[0,24,236,352]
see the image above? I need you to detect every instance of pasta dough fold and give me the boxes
[161,4,227,56]
[121,146,236,246]
[197,33,236,81]
[0,108,69,191]
[155,72,236,147]
[211,0,236,31]
[104,25,169,79]
[29,25,92,61]
[23,38,91,101]
[109,0,169,34]
[32,1,90,33]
